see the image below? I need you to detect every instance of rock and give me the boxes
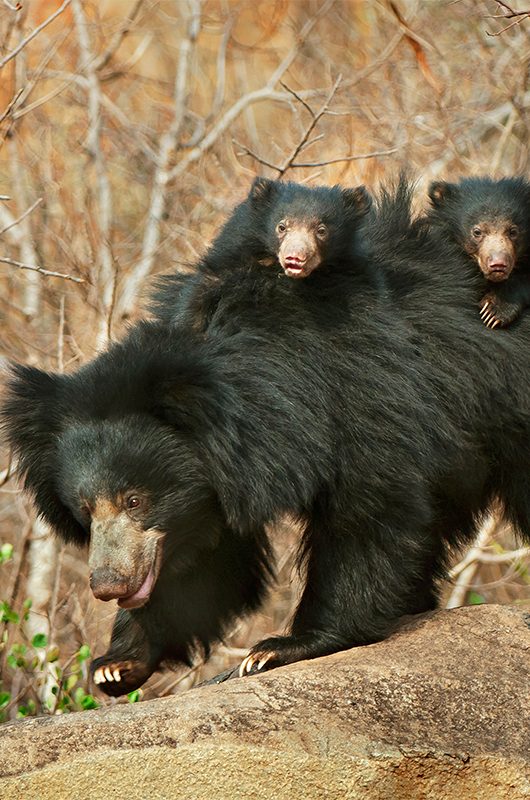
[0,604,529,799]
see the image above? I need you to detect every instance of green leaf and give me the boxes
[127,690,141,703]
[76,644,91,662]
[0,602,19,625]
[468,591,485,605]
[46,645,60,663]
[15,699,37,717]
[57,696,71,711]
[80,694,99,711]
[65,674,78,692]
[73,687,85,705]
[31,633,48,649]
[0,692,10,710]
[0,543,13,563]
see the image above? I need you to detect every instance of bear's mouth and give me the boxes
[283,257,307,277]
[117,539,163,610]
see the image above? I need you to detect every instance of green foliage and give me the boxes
[0,543,13,564]
[128,689,141,703]
[467,591,485,605]
[0,587,97,722]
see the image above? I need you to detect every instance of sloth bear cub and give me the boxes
[426,176,530,328]
[153,177,372,333]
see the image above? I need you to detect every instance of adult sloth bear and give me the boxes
[3,179,530,696]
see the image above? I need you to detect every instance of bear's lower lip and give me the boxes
[117,539,162,609]
[284,263,305,277]
[117,565,156,609]
[487,267,509,282]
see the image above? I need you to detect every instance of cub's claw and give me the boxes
[479,292,521,329]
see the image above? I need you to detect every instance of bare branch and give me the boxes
[487,1,530,18]
[207,13,234,121]
[485,1,530,35]
[233,139,282,171]
[0,0,72,72]
[291,148,398,168]
[235,79,395,177]
[266,0,336,89]
[73,0,114,347]
[280,81,315,118]
[0,88,23,126]
[446,513,499,608]
[0,256,85,283]
[166,88,294,183]
[93,0,146,72]
[165,0,340,185]
[117,0,203,319]
[0,197,42,238]
[277,76,343,177]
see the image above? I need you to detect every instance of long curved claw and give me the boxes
[257,654,274,671]
[239,651,274,677]
[238,654,254,677]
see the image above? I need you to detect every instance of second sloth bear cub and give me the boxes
[427,176,530,328]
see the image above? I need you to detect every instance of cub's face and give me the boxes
[428,178,530,283]
[461,217,526,283]
[248,178,372,278]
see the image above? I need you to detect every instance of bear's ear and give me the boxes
[1,365,86,546]
[428,181,455,207]
[249,177,278,206]
[342,185,372,218]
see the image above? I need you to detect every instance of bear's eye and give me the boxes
[316,224,328,239]
[509,226,519,239]
[126,495,142,511]
[472,227,482,239]
[276,221,287,235]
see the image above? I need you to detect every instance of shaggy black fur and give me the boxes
[3,178,530,696]
[425,176,530,327]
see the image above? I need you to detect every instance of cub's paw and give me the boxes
[480,294,521,329]
[91,656,154,697]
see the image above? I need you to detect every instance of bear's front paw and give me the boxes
[91,656,154,697]
[480,293,521,329]
[238,634,309,677]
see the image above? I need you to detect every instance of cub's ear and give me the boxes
[249,177,278,205]
[1,364,86,546]
[428,181,455,207]
[342,185,372,218]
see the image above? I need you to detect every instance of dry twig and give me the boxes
[0,0,72,71]
[0,256,85,283]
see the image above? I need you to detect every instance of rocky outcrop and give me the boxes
[0,604,529,799]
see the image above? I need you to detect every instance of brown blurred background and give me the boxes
[0,0,528,718]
